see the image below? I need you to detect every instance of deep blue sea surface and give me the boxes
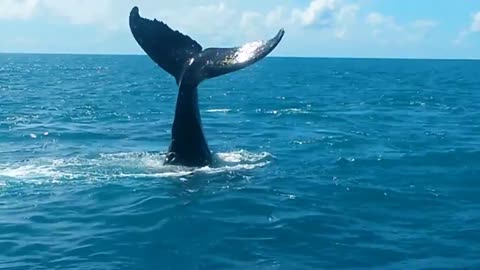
[1,54,480,269]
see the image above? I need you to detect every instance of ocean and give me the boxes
[0,54,479,269]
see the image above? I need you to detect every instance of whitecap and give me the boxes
[205,109,232,113]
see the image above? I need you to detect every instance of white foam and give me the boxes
[276,109,309,114]
[283,108,310,114]
[216,150,272,163]
[0,164,60,178]
[0,150,272,182]
[99,152,166,169]
[206,109,232,113]
[116,162,268,179]
[117,171,194,179]
[261,108,310,116]
[0,163,75,183]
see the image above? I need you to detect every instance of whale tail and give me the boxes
[129,6,284,167]
[129,6,284,85]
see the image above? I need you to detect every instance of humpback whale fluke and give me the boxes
[129,6,285,167]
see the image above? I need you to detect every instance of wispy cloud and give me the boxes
[291,0,336,27]
[366,12,402,44]
[148,0,360,45]
[366,12,437,44]
[42,0,121,30]
[0,0,128,30]
[165,2,236,38]
[454,11,480,45]
[0,0,478,58]
[237,0,358,41]
[471,11,480,32]
[0,0,431,45]
[333,4,358,39]
[0,0,38,20]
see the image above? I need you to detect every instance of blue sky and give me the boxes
[0,0,479,59]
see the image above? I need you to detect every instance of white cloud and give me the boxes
[291,0,336,27]
[366,12,437,44]
[0,0,358,41]
[454,11,480,45]
[41,0,119,30]
[0,0,128,30]
[0,0,38,20]
[366,12,386,25]
[291,0,359,41]
[453,30,468,45]
[412,19,438,30]
[240,11,263,38]
[410,20,438,40]
[265,7,285,28]
[241,11,262,29]
[157,2,240,45]
[237,0,359,41]
[366,12,402,30]
[471,11,480,32]
[366,12,403,44]
[333,4,358,39]
[188,2,233,29]
[0,0,451,57]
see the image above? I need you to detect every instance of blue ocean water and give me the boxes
[0,54,479,269]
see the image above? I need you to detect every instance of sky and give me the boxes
[0,0,479,59]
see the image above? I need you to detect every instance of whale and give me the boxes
[129,6,284,167]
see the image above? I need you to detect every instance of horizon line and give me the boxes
[0,52,479,61]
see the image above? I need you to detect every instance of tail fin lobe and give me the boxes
[129,6,202,83]
[129,6,285,85]
[199,29,285,80]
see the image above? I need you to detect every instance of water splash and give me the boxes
[0,150,272,183]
